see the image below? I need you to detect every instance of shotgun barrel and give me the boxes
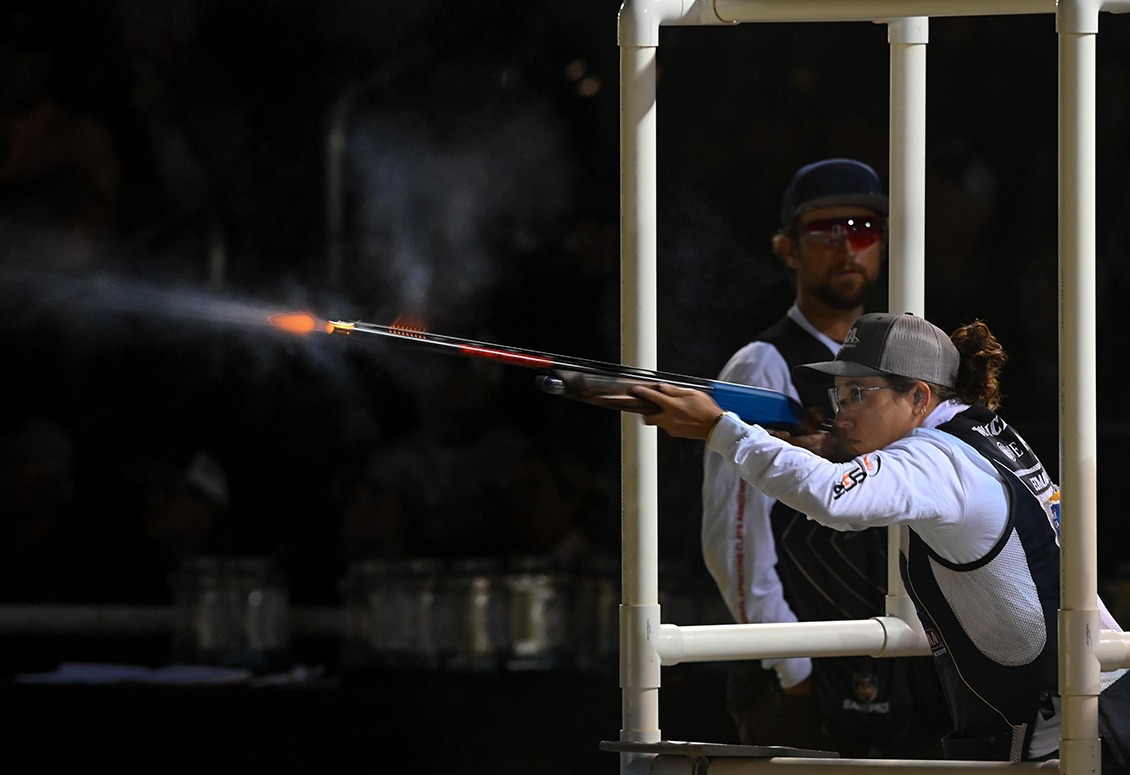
[324,319,803,427]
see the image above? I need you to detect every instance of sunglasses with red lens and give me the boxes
[798,216,884,251]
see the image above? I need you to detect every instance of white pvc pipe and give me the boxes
[619,37,663,769]
[618,0,731,47]
[619,43,660,610]
[887,17,928,318]
[1057,3,1102,772]
[711,0,1054,25]
[1095,629,1130,671]
[886,16,929,614]
[653,617,929,666]
[654,621,1128,671]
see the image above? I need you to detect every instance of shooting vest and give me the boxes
[905,403,1130,763]
[758,316,946,745]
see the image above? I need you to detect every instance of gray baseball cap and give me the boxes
[793,312,959,388]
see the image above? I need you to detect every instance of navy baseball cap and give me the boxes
[780,159,888,229]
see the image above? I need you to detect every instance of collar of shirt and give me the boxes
[922,399,970,430]
[786,303,841,356]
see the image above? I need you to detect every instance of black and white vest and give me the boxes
[905,403,1130,765]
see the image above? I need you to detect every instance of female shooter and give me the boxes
[632,312,1130,767]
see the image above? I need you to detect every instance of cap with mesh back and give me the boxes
[792,312,959,388]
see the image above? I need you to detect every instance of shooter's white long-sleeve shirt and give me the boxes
[706,403,1011,564]
[706,398,1126,759]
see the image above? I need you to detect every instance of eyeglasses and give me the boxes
[798,216,884,251]
[828,384,897,414]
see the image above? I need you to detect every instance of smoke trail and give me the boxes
[0,258,398,460]
[0,257,366,390]
[344,101,575,329]
[2,264,296,328]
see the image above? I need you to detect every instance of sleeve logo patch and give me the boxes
[862,453,880,475]
[833,454,881,499]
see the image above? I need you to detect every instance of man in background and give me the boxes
[702,159,948,756]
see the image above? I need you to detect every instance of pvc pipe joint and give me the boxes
[1057,0,1103,33]
[622,604,663,688]
[885,593,921,625]
[1060,608,1103,695]
[618,0,733,47]
[888,16,928,44]
[1095,629,1130,671]
[874,615,931,656]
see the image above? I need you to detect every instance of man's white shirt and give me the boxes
[700,304,839,688]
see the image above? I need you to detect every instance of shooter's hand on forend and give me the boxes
[630,384,725,440]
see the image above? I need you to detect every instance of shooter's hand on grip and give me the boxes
[773,407,854,462]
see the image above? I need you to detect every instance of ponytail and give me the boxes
[949,320,1008,410]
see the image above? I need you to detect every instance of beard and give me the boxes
[812,272,875,310]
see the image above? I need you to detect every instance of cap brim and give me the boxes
[791,194,889,220]
[792,359,891,382]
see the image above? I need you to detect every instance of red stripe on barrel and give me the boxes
[457,345,553,368]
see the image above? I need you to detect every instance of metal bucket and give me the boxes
[503,556,572,671]
[171,556,289,670]
[442,557,509,672]
[341,557,446,670]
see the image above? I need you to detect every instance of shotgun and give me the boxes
[271,314,802,427]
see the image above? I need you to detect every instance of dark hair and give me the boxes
[948,320,1007,410]
[884,320,1007,410]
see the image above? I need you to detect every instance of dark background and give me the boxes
[3,1,1130,770]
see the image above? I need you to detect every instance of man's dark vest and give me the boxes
[907,404,1130,764]
[757,316,943,744]
[756,316,888,622]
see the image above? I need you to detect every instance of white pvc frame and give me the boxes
[617,2,1130,774]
